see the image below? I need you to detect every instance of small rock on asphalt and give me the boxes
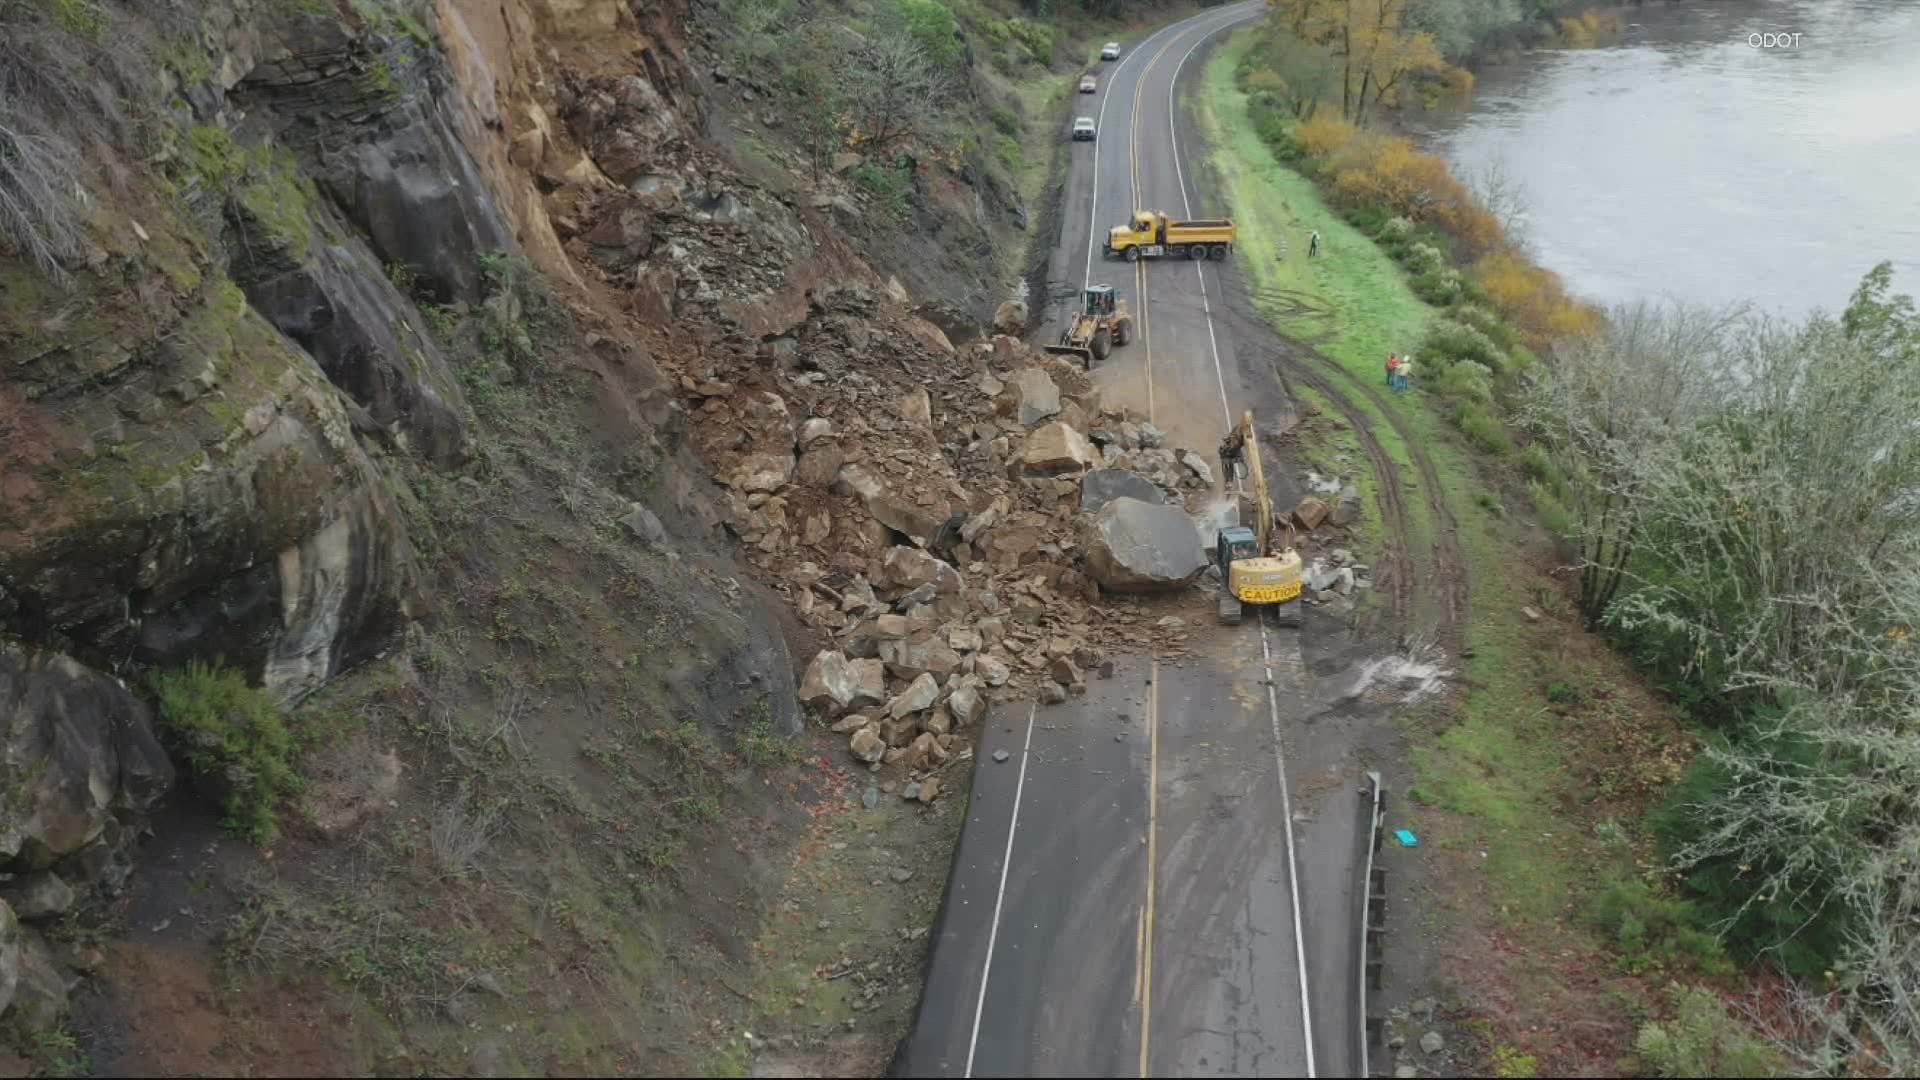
[993,749,1011,763]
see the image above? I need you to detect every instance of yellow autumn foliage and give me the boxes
[1474,251,1604,346]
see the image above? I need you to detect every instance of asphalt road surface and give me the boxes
[896,7,1367,1076]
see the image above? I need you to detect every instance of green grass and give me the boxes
[1195,34,1442,596]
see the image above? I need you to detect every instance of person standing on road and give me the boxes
[1395,354,1415,394]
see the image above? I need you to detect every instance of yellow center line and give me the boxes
[1139,658,1162,1077]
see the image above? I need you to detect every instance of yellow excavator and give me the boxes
[1045,284,1133,368]
[1215,410,1303,626]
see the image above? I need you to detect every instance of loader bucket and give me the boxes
[1043,343,1096,369]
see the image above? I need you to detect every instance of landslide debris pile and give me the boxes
[664,295,1228,765]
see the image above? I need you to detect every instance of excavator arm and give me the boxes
[1237,410,1271,554]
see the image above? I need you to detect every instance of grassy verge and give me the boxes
[1200,28,1713,1075]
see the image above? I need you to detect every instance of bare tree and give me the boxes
[840,30,952,161]
[0,102,86,283]
[1517,300,1745,626]
[1465,156,1531,251]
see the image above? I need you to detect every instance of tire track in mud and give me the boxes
[1219,295,1467,640]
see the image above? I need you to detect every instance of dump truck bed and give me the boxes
[1163,219,1235,243]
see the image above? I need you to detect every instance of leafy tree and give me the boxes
[893,0,961,68]
[1245,21,1342,119]
[1266,0,1459,123]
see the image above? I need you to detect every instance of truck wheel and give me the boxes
[1113,319,1131,346]
[1091,328,1112,361]
[1209,244,1229,260]
[1187,244,1206,261]
[1124,246,1141,263]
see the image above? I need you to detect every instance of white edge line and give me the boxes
[963,700,1040,1078]
[1261,615,1317,1078]
[1167,10,1255,431]
[1172,9,1321,1069]
[1082,19,1197,290]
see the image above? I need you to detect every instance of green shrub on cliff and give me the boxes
[151,661,300,843]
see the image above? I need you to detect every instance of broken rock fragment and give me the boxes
[881,546,966,595]
[1023,422,1096,474]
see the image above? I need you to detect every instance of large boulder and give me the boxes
[1010,367,1060,425]
[847,659,887,708]
[794,442,845,487]
[241,235,473,465]
[1080,469,1166,514]
[1,285,419,705]
[798,650,859,714]
[1023,422,1096,474]
[879,636,964,680]
[0,873,75,921]
[1293,495,1331,531]
[1,900,18,1017]
[898,387,932,428]
[0,644,175,877]
[732,451,795,493]
[1083,498,1210,592]
[881,546,966,596]
[835,465,943,543]
[947,679,987,726]
[994,300,1028,336]
[888,672,941,719]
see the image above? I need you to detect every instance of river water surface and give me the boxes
[1409,0,1920,319]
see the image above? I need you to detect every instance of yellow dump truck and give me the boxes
[1105,210,1236,262]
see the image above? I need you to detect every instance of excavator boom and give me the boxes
[1239,410,1270,554]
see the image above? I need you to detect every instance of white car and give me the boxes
[1079,74,1097,94]
[1101,42,1121,61]
[1072,117,1097,141]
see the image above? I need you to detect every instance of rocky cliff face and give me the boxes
[1,0,800,1051]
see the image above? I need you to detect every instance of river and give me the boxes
[1408,0,1920,320]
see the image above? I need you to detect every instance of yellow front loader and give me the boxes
[1045,284,1133,368]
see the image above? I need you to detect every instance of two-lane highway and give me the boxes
[898,7,1365,1076]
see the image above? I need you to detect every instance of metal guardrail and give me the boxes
[1357,770,1387,1077]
